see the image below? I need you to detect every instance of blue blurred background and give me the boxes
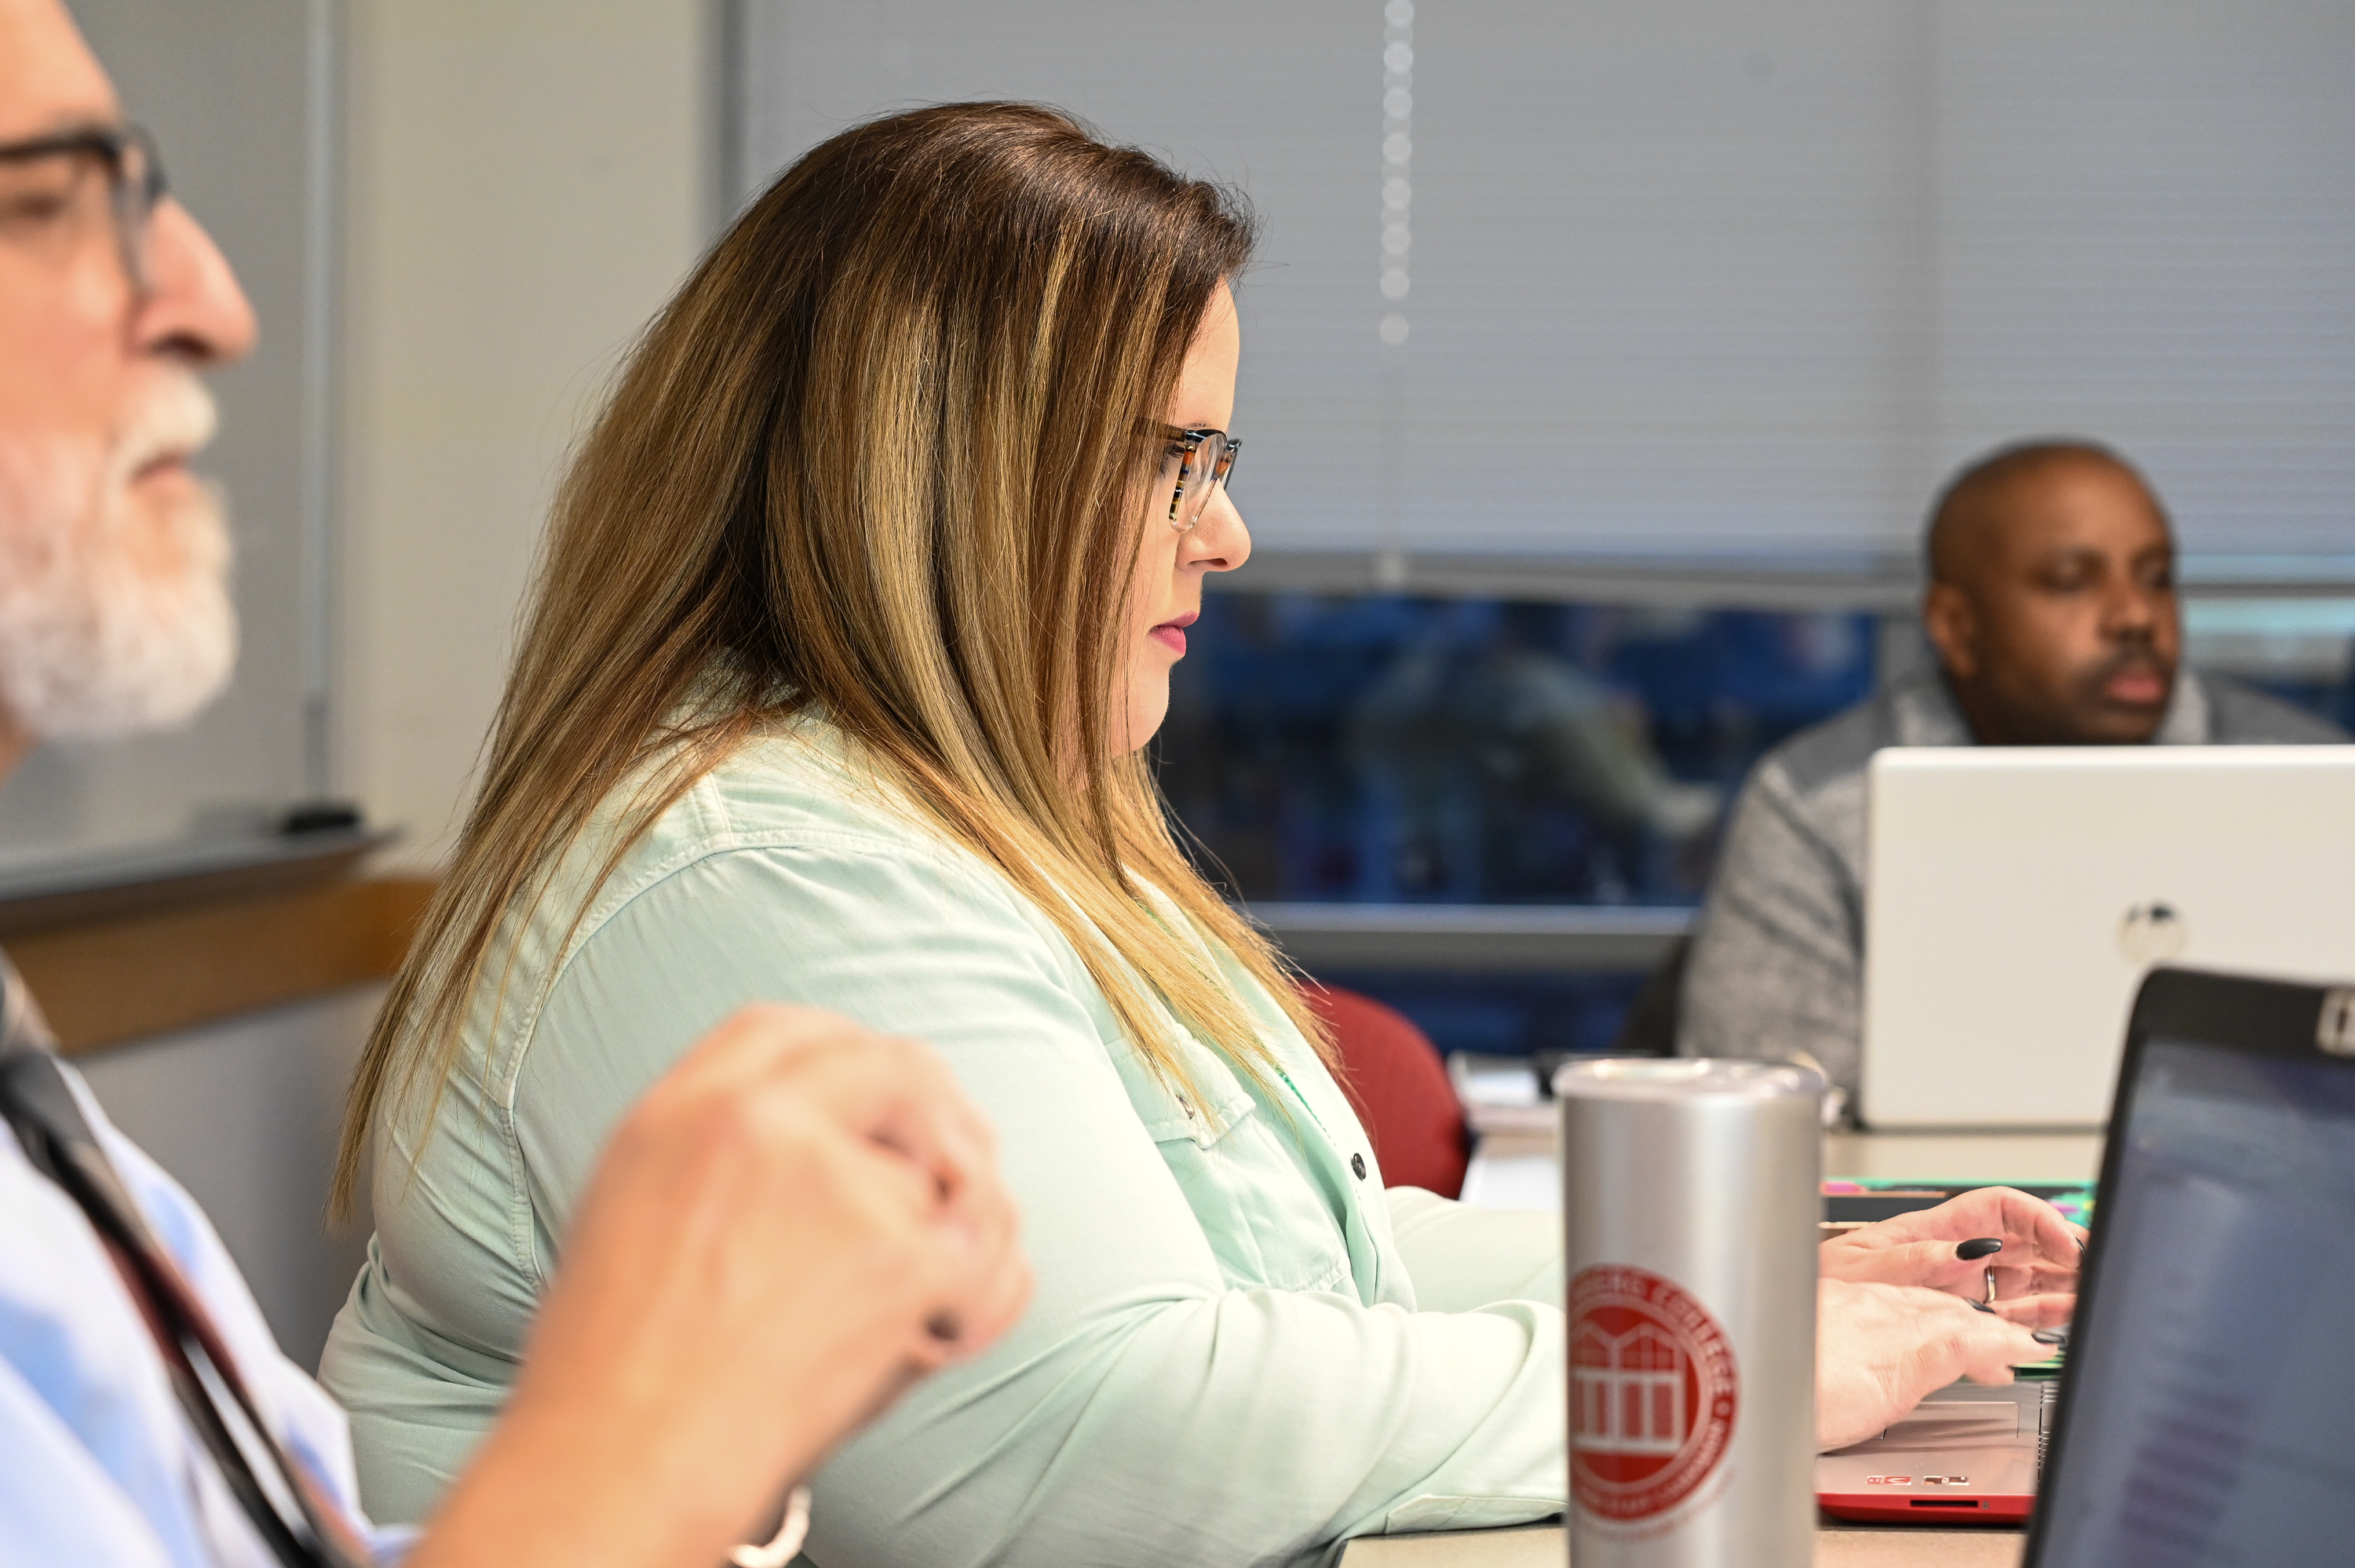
[1159,588,2355,1056]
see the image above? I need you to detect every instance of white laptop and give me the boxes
[1858,745,2355,1129]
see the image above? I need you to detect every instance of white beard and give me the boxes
[0,373,237,742]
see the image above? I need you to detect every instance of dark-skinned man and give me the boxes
[1676,439,2346,1107]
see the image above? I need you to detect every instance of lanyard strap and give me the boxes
[0,971,800,1568]
[0,980,371,1568]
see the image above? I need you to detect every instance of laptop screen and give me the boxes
[2035,1037,2355,1566]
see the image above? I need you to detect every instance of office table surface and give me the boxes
[1459,1127,2105,1212]
[1342,1522,2025,1566]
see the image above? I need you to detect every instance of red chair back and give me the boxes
[1305,984,1470,1199]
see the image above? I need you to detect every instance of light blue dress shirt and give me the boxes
[0,1061,407,1568]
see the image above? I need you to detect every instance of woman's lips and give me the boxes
[1150,611,1198,656]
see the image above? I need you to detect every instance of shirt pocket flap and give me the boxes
[1108,1029,1256,1149]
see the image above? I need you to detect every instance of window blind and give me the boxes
[726,1,2355,563]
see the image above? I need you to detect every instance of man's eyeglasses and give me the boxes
[1159,425,1242,534]
[0,123,168,292]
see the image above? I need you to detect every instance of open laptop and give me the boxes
[2025,965,2355,1563]
[1820,966,2355,1553]
[1859,746,2355,1129]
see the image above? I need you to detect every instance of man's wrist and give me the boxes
[407,1381,762,1568]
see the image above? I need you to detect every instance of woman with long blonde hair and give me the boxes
[321,101,2072,1566]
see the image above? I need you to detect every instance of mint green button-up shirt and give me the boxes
[319,717,1568,1566]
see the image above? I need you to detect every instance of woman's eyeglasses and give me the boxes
[1159,425,1241,534]
[0,122,168,293]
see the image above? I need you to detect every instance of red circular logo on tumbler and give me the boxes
[1568,1264,1740,1522]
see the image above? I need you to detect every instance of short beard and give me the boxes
[0,373,237,742]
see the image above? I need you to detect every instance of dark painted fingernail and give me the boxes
[1970,1299,1997,1314]
[2032,1328,2068,1346]
[1956,1237,2004,1261]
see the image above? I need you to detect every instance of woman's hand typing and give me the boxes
[1818,1185,2083,1323]
[1815,1278,2054,1452]
[1813,1187,2079,1452]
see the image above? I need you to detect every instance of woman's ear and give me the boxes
[1921,582,1980,682]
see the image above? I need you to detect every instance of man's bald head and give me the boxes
[1926,441,2163,589]
[1918,439,2182,745]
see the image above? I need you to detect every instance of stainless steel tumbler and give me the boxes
[1556,1058,1822,1568]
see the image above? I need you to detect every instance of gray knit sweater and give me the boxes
[1675,666,2347,1097]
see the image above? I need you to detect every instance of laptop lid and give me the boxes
[2026,967,2355,1566]
[1860,746,2355,1130]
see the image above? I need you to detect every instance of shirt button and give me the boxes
[1351,1153,1367,1180]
